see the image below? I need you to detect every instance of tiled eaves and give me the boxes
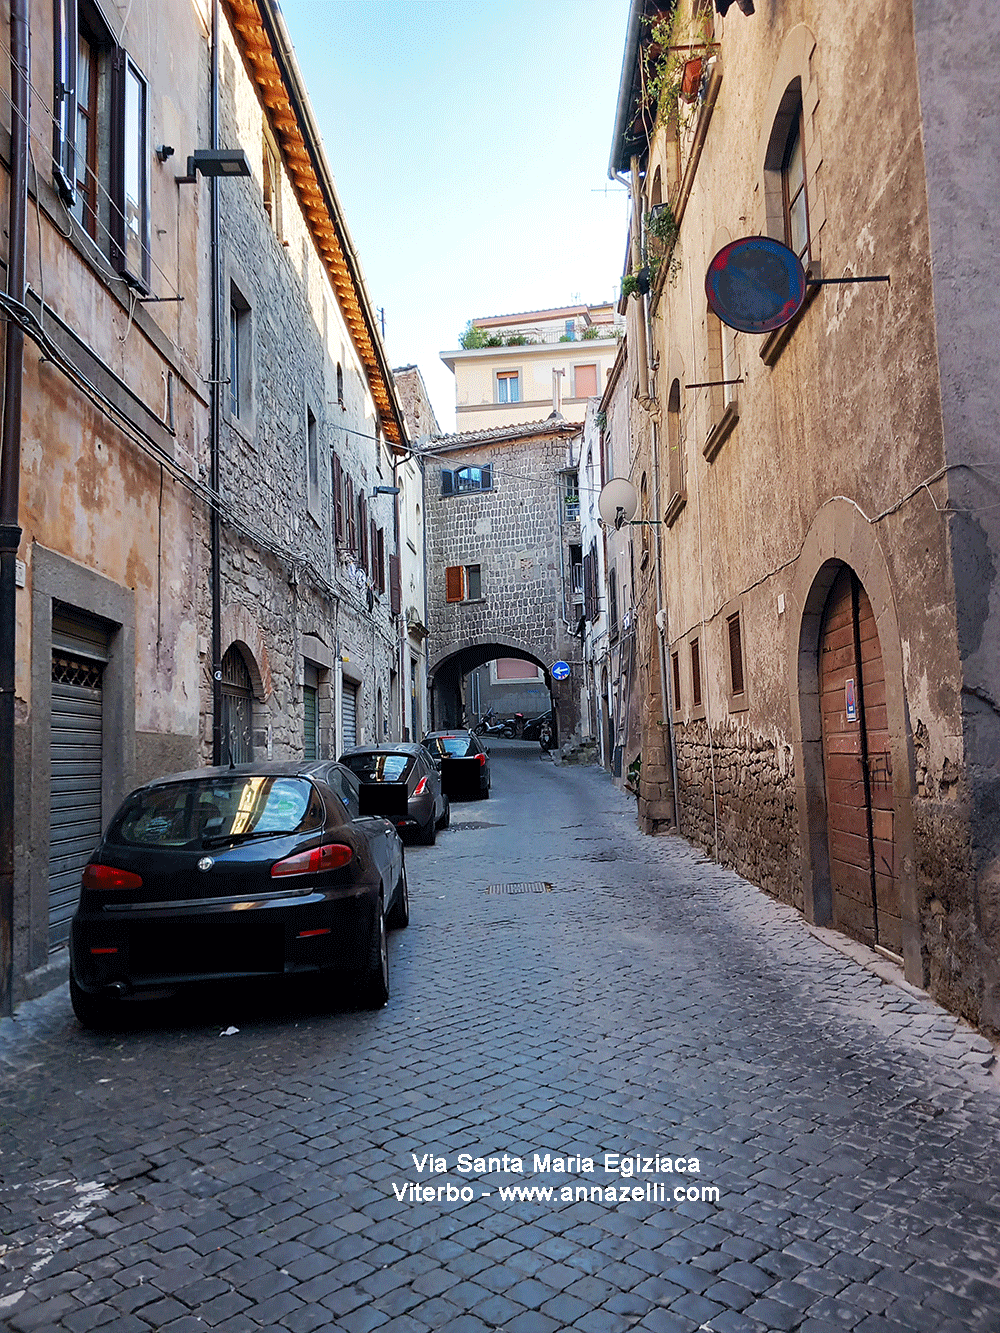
[426,418,582,452]
[222,0,407,451]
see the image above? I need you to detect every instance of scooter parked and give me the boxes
[499,712,525,739]
[477,708,509,738]
[521,709,553,741]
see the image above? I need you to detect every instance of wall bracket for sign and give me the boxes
[706,235,889,334]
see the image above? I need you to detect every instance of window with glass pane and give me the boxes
[783,114,809,261]
[465,565,482,600]
[116,57,150,288]
[497,372,520,404]
[72,32,98,235]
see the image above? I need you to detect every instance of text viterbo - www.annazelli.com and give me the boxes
[391,1151,721,1207]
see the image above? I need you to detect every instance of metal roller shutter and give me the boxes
[49,611,110,948]
[342,681,358,750]
[303,663,319,760]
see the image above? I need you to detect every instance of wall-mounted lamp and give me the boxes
[372,486,400,497]
[155,144,174,162]
[176,148,252,185]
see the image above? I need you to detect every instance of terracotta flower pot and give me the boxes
[681,57,703,103]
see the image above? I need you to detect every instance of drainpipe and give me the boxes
[209,0,223,764]
[0,0,29,1014]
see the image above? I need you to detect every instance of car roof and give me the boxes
[423,729,477,738]
[139,760,350,790]
[339,743,423,757]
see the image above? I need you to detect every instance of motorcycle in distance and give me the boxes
[521,709,553,742]
[499,712,525,739]
[477,708,509,739]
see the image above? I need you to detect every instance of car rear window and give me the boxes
[107,776,324,848]
[426,735,477,758]
[341,752,415,784]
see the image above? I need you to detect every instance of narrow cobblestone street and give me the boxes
[2,749,999,1333]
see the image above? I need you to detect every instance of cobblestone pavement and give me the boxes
[2,752,999,1333]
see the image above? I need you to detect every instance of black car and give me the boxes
[422,729,491,799]
[69,760,407,1027]
[338,743,449,845]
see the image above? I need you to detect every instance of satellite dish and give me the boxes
[706,235,807,333]
[598,477,639,529]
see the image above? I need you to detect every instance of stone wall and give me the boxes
[673,720,802,912]
[424,423,581,738]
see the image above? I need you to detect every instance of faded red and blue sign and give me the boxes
[705,236,807,334]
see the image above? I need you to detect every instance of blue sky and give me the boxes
[277,0,632,432]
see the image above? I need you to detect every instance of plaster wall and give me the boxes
[445,341,620,429]
[616,0,993,1017]
[9,0,209,998]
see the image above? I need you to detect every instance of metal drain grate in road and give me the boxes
[487,881,553,894]
[451,821,499,831]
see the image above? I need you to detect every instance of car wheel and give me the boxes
[417,813,437,845]
[69,973,119,1030]
[387,857,409,929]
[361,896,389,1008]
[437,797,451,830]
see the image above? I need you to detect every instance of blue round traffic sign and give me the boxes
[551,661,570,681]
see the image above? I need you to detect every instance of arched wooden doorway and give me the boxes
[819,567,900,954]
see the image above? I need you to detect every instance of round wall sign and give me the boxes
[705,236,807,333]
[551,661,570,681]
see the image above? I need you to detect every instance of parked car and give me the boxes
[338,743,449,845]
[69,760,408,1027]
[422,730,491,799]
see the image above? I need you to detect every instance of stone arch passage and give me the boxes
[429,641,551,731]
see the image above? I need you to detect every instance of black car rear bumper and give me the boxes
[70,883,379,996]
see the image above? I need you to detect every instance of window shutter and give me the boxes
[332,452,343,540]
[441,469,454,495]
[583,550,594,620]
[370,518,378,586]
[376,528,386,593]
[482,464,493,490]
[358,492,368,571]
[345,475,356,552]
[445,566,465,603]
[728,612,745,695]
[389,554,401,615]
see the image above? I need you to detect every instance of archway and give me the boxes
[788,499,921,984]
[429,641,551,732]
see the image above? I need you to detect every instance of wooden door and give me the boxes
[819,568,900,953]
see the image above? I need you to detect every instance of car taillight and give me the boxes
[478,753,487,767]
[270,843,353,877]
[414,777,428,795]
[82,864,143,891]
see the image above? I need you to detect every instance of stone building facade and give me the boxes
[608,0,1000,1034]
[0,0,408,1009]
[422,419,582,746]
[210,0,408,770]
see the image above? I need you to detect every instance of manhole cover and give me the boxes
[487,881,553,894]
[451,821,498,831]
[582,850,619,862]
